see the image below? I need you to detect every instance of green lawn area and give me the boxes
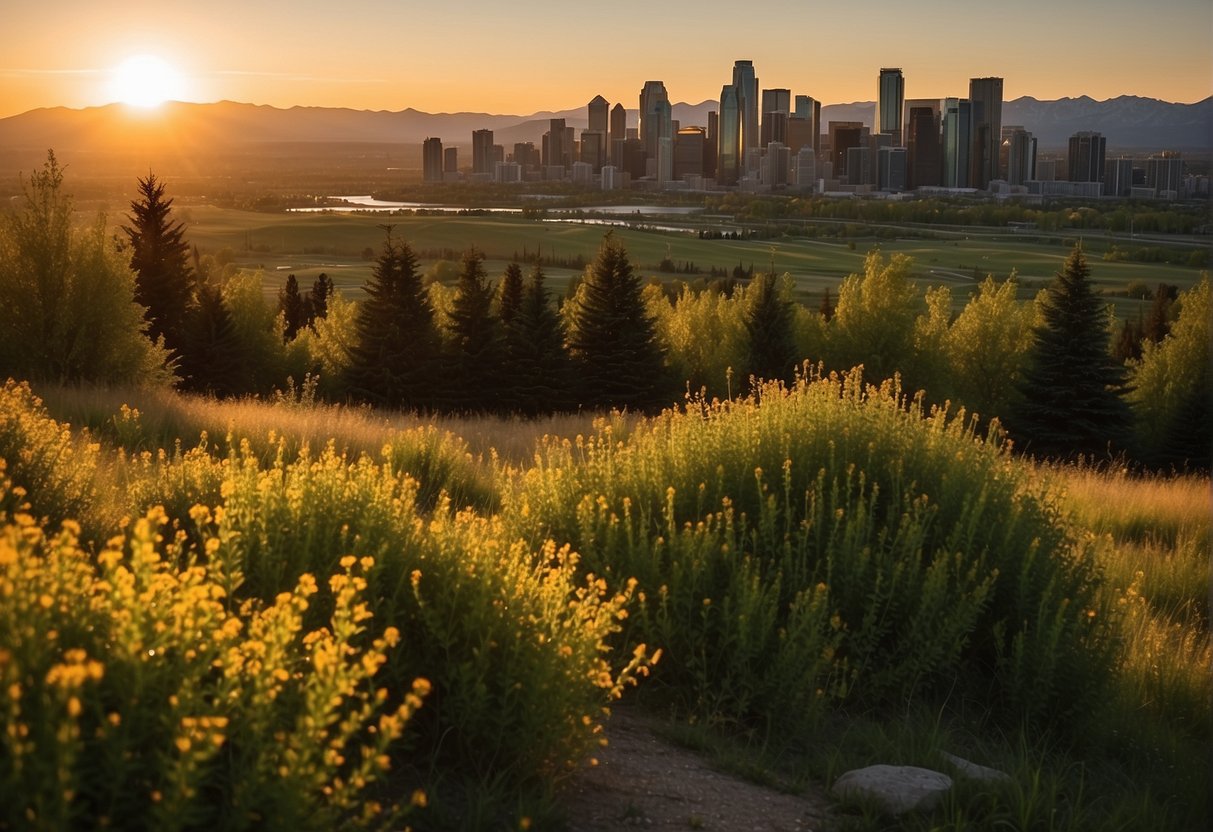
[183,206,1206,318]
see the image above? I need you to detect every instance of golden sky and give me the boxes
[1,0,1210,118]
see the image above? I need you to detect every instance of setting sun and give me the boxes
[107,54,185,108]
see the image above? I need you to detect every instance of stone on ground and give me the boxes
[941,751,1012,784]
[831,765,953,815]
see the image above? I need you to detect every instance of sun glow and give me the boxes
[107,55,185,108]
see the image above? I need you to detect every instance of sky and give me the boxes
[1,0,1210,119]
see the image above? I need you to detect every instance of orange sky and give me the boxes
[2,0,1210,118]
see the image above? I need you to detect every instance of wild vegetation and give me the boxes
[0,155,1208,830]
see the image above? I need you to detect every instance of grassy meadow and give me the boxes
[180,205,1208,316]
[1,375,1208,831]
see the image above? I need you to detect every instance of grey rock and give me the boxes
[941,751,1012,784]
[832,764,953,815]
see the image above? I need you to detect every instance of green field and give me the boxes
[182,205,1207,317]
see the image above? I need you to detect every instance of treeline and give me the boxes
[708,193,1211,235]
[1,153,1207,469]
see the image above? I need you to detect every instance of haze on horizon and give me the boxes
[1,0,1210,120]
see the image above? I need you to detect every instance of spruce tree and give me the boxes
[178,278,245,397]
[444,248,504,412]
[1007,243,1132,460]
[567,233,669,411]
[278,274,306,341]
[745,272,798,385]
[512,264,572,415]
[310,273,333,321]
[344,234,441,408]
[124,173,194,355]
[498,262,524,328]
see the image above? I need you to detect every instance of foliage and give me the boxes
[648,282,747,399]
[178,277,246,397]
[497,262,523,327]
[123,173,195,357]
[278,274,307,341]
[1008,244,1132,460]
[1127,275,1211,470]
[745,273,798,385]
[0,153,171,386]
[443,249,504,412]
[221,271,289,394]
[828,250,922,384]
[507,264,573,416]
[566,234,670,411]
[510,370,1114,732]
[344,235,442,409]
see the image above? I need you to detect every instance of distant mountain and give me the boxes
[0,95,1207,155]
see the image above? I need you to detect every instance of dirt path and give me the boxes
[559,708,832,831]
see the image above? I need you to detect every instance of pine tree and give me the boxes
[310,273,333,321]
[511,264,572,415]
[567,233,669,411]
[498,262,524,328]
[278,274,306,341]
[1007,243,1132,460]
[344,233,441,408]
[819,286,834,321]
[444,248,504,412]
[745,272,798,384]
[124,173,195,355]
[178,277,245,397]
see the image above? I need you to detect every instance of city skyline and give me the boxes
[1,0,1210,120]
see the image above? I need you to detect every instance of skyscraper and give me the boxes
[794,95,822,153]
[639,81,670,164]
[717,84,741,186]
[472,129,494,175]
[1005,126,1036,186]
[609,102,627,163]
[588,95,609,135]
[904,99,941,188]
[829,121,865,178]
[968,77,1003,189]
[942,97,971,188]
[732,60,759,155]
[1068,131,1106,184]
[877,68,905,145]
[422,137,443,183]
[761,88,790,147]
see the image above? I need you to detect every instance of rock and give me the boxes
[832,765,953,815]
[941,751,1012,784]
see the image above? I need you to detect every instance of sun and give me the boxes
[108,55,185,108]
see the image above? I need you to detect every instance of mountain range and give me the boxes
[0,95,1208,155]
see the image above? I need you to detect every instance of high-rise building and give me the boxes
[878,146,907,191]
[472,129,494,175]
[717,84,741,186]
[732,60,759,154]
[761,88,791,147]
[609,103,627,162]
[763,142,790,188]
[847,145,874,186]
[422,137,443,183]
[580,131,606,170]
[1068,131,1106,184]
[786,117,815,154]
[706,110,719,180]
[794,95,822,153]
[877,68,905,145]
[639,81,670,163]
[942,97,971,188]
[543,118,568,169]
[1145,152,1184,197]
[674,127,706,180]
[588,95,609,135]
[968,77,1003,189]
[793,146,816,190]
[1104,157,1133,198]
[829,121,865,177]
[904,99,941,188]
[513,142,540,170]
[443,146,458,174]
[1005,126,1036,186]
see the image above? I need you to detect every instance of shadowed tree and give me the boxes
[498,261,524,328]
[310,273,333,322]
[567,233,669,411]
[444,248,504,412]
[178,277,245,397]
[124,172,194,356]
[1007,243,1132,460]
[745,272,798,385]
[510,263,572,415]
[344,232,441,409]
[278,274,306,341]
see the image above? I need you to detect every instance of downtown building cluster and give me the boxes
[421,62,1198,201]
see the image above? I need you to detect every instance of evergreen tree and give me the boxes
[567,233,669,411]
[310,273,333,321]
[745,272,798,384]
[178,277,245,397]
[444,248,504,412]
[1007,243,1132,460]
[123,173,195,355]
[498,262,524,328]
[819,286,834,321]
[278,274,306,341]
[1142,283,1176,344]
[344,234,441,408]
[511,264,572,415]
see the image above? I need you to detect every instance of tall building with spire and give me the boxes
[877,68,905,145]
[589,95,609,134]
[968,77,1003,189]
[732,60,759,156]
